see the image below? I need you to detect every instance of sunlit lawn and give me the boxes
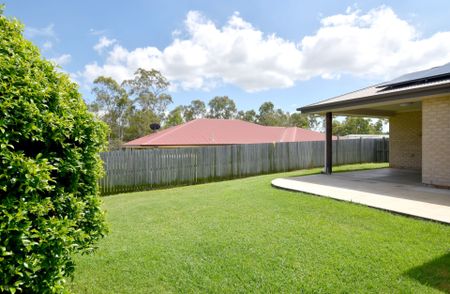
[70,163,450,293]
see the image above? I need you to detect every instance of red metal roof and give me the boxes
[124,118,328,147]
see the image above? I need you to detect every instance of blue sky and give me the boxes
[4,1,450,113]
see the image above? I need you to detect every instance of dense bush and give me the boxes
[0,8,108,293]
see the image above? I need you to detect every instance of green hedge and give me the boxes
[0,8,108,293]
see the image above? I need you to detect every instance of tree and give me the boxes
[90,69,173,145]
[257,102,290,126]
[122,69,173,141]
[207,96,237,119]
[123,68,173,121]
[0,10,108,293]
[183,99,206,121]
[237,110,257,123]
[165,106,185,127]
[332,116,385,136]
[289,112,309,128]
[123,109,160,142]
[289,113,319,130]
[91,76,130,146]
[373,119,385,133]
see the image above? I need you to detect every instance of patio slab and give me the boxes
[272,168,450,224]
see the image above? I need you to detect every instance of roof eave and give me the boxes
[298,83,450,114]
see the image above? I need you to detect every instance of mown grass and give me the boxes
[70,163,450,293]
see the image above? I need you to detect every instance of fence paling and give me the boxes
[99,138,389,195]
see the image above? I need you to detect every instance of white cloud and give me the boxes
[81,45,162,83]
[89,28,107,36]
[77,7,450,92]
[49,54,72,66]
[25,24,56,39]
[298,6,450,79]
[93,36,117,54]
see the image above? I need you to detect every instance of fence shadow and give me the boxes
[404,252,450,293]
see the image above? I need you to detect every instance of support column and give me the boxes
[325,112,332,174]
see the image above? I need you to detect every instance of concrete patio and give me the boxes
[272,168,450,224]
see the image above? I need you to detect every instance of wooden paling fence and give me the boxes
[99,138,389,195]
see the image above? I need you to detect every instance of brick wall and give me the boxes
[389,111,422,169]
[422,96,450,187]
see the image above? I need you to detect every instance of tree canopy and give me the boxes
[122,68,172,119]
[0,9,108,292]
[91,76,130,145]
[90,69,173,149]
[207,96,238,119]
[237,109,258,123]
[332,117,385,136]
[183,99,207,122]
[166,106,185,128]
[257,102,291,126]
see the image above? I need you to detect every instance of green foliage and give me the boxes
[333,116,385,136]
[91,76,130,143]
[207,96,237,119]
[257,101,290,126]
[0,11,108,293]
[90,69,173,148]
[165,106,185,128]
[237,109,257,123]
[182,99,206,121]
[122,68,173,120]
[123,109,160,142]
[289,112,319,129]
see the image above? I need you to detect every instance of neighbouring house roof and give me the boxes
[299,62,450,114]
[124,118,328,147]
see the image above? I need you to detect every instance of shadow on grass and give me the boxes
[405,252,450,293]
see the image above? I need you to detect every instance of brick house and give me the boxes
[298,63,450,187]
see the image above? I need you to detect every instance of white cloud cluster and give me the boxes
[93,36,117,53]
[299,6,450,79]
[77,6,450,92]
[82,45,162,83]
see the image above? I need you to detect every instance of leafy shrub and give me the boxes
[0,8,108,293]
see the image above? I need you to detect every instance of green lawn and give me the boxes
[70,163,450,293]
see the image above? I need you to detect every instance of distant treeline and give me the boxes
[88,68,385,150]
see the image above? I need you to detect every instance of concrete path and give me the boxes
[272,168,450,224]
